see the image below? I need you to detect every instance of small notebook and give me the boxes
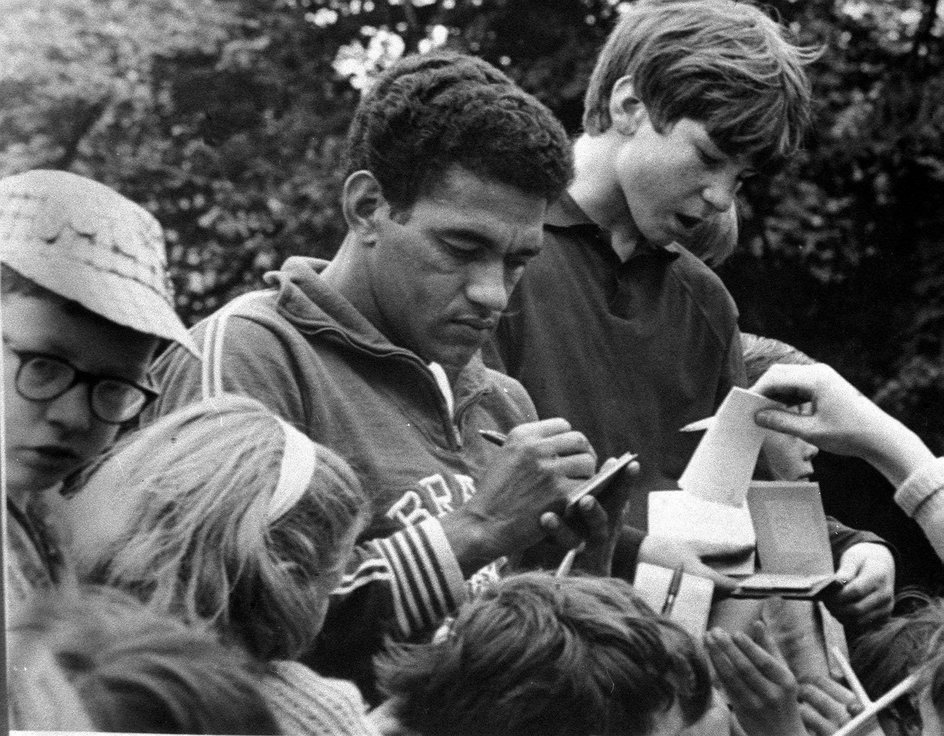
[730,482,838,600]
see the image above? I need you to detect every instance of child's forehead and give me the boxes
[3,291,157,379]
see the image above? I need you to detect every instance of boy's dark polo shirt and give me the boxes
[489,192,746,529]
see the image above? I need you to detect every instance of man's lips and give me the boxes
[453,316,498,331]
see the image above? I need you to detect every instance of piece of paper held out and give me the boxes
[647,491,756,559]
[679,386,784,507]
[648,387,782,564]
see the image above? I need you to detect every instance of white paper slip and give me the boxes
[632,562,714,637]
[647,490,756,558]
[678,387,782,507]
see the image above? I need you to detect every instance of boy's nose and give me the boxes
[702,180,738,213]
[45,384,95,432]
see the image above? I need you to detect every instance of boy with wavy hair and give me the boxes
[373,571,712,736]
[492,0,820,571]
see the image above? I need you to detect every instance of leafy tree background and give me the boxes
[4,0,944,586]
[2,0,943,446]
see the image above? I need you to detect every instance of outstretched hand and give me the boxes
[638,534,740,594]
[750,363,935,487]
[797,675,858,736]
[705,621,808,736]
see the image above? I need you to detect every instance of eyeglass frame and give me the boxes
[3,342,159,424]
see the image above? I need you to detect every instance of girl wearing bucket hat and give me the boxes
[0,169,198,601]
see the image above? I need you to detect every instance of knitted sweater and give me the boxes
[262,661,379,736]
[895,456,944,562]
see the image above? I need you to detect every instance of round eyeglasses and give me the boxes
[5,344,159,424]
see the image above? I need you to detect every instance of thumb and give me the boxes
[835,555,861,585]
[692,563,739,594]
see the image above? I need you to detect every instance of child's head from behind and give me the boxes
[583,0,817,168]
[8,584,278,734]
[66,395,370,661]
[375,571,711,736]
[852,597,944,736]
[1,170,196,499]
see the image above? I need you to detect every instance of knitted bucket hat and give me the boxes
[0,170,198,356]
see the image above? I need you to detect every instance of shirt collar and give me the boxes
[545,191,681,263]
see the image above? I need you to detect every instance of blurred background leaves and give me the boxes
[2,0,944,450]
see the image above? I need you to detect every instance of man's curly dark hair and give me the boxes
[344,51,573,212]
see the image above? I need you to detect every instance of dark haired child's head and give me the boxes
[65,395,370,661]
[374,571,711,736]
[583,0,817,169]
[742,334,820,482]
[852,598,944,736]
[8,584,279,734]
[343,50,573,216]
[1,170,196,500]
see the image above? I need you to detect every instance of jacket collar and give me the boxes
[266,256,493,407]
[545,192,681,262]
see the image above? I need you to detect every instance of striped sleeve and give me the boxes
[310,519,467,698]
[336,518,465,638]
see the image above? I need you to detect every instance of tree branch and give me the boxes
[909,0,942,72]
[51,96,112,170]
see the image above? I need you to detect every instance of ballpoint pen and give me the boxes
[555,543,585,578]
[479,429,508,447]
[661,565,685,616]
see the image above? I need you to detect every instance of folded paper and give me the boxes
[678,387,781,507]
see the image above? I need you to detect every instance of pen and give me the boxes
[661,565,685,616]
[679,417,713,432]
[831,672,922,736]
[479,429,508,447]
[832,646,871,707]
[555,543,585,578]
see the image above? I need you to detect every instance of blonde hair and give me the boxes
[76,395,369,660]
[8,584,278,734]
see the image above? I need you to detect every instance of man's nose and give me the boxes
[466,260,510,313]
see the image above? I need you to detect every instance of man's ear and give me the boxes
[609,76,648,136]
[342,170,386,244]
